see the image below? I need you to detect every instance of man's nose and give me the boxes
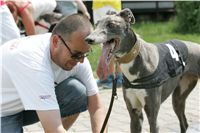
[79,57,84,63]
[75,57,84,63]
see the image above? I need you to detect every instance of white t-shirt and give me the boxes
[30,0,57,20]
[0,33,98,117]
[55,1,78,17]
[0,5,20,45]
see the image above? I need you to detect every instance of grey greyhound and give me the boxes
[85,9,200,133]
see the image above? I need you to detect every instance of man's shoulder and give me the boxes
[74,58,93,76]
[6,33,52,46]
[22,33,52,48]
[27,33,52,41]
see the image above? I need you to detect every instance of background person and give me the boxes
[5,0,57,35]
[55,0,90,19]
[1,14,107,133]
[0,0,20,45]
[92,0,122,89]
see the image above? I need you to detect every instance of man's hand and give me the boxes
[88,93,108,133]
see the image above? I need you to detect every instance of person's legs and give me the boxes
[96,45,122,89]
[1,110,39,133]
[1,112,24,133]
[55,77,88,130]
[103,57,122,89]
[96,44,113,87]
[1,77,87,132]
[55,1,77,17]
[96,50,111,87]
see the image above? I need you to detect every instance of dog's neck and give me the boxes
[117,40,141,64]
[117,33,141,64]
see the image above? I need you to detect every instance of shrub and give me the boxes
[175,1,200,33]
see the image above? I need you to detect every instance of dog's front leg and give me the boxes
[130,108,143,133]
[126,103,144,133]
[144,90,161,133]
[123,89,144,133]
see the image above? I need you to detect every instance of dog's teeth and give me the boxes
[112,43,116,51]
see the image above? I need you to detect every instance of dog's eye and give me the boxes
[107,23,116,28]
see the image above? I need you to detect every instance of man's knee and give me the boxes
[55,78,88,117]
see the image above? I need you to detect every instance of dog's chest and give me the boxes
[120,62,139,81]
[121,63,147,108]
[124,88,147,109]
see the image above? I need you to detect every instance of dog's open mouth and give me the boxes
[102,38,119,65]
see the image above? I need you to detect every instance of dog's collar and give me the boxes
[117,40,141,64]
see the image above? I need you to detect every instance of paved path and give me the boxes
[24,80,200,133]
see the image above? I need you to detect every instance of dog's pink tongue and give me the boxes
[102,44,112,66]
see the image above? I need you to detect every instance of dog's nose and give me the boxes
[85,37,95,44]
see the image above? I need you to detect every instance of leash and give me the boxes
[100,62,118,133]
[100,37,140,132]
[35,21,49,30]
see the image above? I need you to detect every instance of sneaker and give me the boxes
[96,79,109,87]
[116,73,123,88]
[103,78,122,89]
[103,73,123,89]
[97,74,114,87]
[102,82,113,89]
[117,79,122,88]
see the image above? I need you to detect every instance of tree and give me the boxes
[175,1,200,33]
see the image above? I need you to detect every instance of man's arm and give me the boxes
[36,110,67,133]
[75,0,90,19]
[88,93,108,133]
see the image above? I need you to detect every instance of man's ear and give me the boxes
[118,8,135,24]
[51,34,59,48]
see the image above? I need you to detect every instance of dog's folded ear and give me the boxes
[118,8,135,24]
[106,10,117,15]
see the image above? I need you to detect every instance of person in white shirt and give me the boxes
[55,0,90,19]
[1,14,107,133]
[0,0,20,45]
[5,0,56,35]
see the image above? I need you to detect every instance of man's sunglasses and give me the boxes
[57,35,91,60]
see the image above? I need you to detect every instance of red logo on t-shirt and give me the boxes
[9,40,20,50]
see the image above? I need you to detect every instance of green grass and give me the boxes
[88,19,200,72]
[88,45,102,72]
[134,20,200,43]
